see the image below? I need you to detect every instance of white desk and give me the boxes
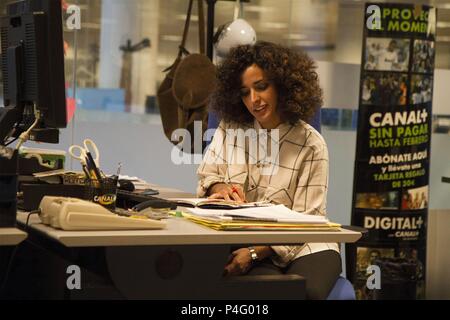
[16,212,361,247]
[12,185,362,299]
[0,228,27,246]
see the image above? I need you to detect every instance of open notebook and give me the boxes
[169,198,273,210]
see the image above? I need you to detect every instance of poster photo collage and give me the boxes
[356,34,434,213]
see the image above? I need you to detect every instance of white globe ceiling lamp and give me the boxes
[214,18,257,58]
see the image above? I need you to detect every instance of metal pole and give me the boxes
[206,0,217,60]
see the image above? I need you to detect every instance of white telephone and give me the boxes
[39,196,166,230]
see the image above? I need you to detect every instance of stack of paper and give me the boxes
[118,175,153,191]
[181,205,341,231]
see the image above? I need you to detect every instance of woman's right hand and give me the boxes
[208,183,246,202]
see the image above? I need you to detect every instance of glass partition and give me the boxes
[2,0,450,120]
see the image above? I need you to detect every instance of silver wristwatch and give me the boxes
[248,247,259,262]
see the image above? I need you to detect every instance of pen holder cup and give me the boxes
[85,177,118,211]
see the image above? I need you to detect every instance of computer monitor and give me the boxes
[0,0,67,145]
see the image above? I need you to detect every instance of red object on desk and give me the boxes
[66,97,76,124]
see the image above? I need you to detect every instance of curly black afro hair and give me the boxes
[211,41,323,125]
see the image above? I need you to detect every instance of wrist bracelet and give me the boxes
[248,246,259,262]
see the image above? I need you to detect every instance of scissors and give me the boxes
[69,138,100,167]
[69,139,102,181]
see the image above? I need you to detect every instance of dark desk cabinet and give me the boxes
[3,239,305,300]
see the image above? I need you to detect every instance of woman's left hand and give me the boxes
[223,248,253,276]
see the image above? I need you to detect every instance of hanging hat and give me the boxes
[172,53,217,110]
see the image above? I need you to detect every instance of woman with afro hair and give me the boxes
[197,41,341,300]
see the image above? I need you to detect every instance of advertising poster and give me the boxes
[348,3,436,299]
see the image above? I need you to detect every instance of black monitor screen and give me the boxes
[0,0,66,144]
